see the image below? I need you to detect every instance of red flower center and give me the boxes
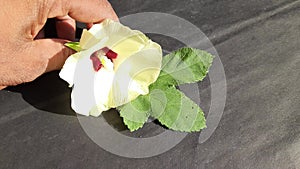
[90,47,118,72]
[101,47,118,59]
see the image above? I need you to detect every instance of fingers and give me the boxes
[56,15,76,41]
[68,0,118,23]
[0,86,6,90]
[49,0,118,24]
[31,39,75,73]
[41,0,119,71]
[22,0,119,83]
[35,29,45,39]
[86,23,94,29]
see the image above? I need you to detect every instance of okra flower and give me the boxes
[59,19,162,116]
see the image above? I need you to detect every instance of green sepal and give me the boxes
[65,42,82,52]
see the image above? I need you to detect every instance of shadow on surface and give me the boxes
[6,71,76,116]
[4,71,163,134]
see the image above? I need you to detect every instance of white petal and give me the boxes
[91,68,115,116]
[79,24,107,49]
[59,53,81,87]
[100,56,114,72]
[59,38,108,87]
[109,47,162,107]
[60,39,108,116]
[70,55,96,116]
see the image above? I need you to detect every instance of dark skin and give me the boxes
[0,0,118,89]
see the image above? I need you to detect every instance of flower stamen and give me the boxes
[101,47,118,60]
[90,47,117,72]
[90,53,102,71]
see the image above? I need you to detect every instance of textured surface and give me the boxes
[0,0,299,169]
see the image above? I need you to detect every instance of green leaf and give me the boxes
[122,119,145,132]
[65,42,82,52]
[150,71,176,90]
[157,47,214,87]
[118,95,151,131]
[118,47,213,132]
[150,87,206,132]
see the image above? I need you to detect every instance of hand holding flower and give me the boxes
[0,0,118,88]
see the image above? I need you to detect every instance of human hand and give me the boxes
[0,0,118,89]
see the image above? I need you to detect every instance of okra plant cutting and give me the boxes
[60,19,214,132]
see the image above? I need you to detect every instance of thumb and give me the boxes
[0,39,73,86]
[30,39,74,73]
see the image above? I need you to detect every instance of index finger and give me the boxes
[48,0,118,23]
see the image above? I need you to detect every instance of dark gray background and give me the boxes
[0,0,299,169]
